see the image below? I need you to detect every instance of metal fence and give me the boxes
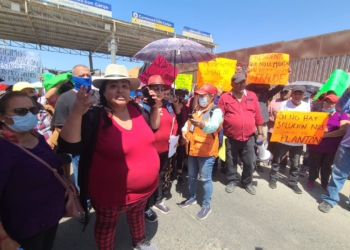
[289,55,350,83]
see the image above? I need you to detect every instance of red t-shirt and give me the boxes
[88,103,160,206]
[218,91,263,141]
[154,106,178,153]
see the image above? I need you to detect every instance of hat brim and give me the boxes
[92,76,140,90]
[292,89,306,93]
[322,96,339,103]
[195,89,209,95]
[148,83,171,90]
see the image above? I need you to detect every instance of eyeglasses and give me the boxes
[324,100,335,105]
[7,107,40,116]
[150,86,166,92]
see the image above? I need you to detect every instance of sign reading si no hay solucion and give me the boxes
[132,11,174,33]
[270,111,329,145]
[42,0,112,17]
[0,49,41,84]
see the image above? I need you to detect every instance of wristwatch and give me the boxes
[258,133,264,135]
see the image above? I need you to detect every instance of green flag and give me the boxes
[314,69,350,100]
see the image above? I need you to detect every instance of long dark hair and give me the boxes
[0,92,35,127]
[98,81,113,129]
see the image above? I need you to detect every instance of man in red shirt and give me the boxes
[218,74,264,195]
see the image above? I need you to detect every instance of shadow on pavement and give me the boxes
[53,211,158,250]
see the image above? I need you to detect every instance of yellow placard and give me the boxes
[270,111,329,145]
[218,136,227,161]
[175,74,193,91]
[247,53,289,85]
[197,58,237,92]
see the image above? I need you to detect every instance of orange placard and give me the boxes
[197,58,237,92]
[247,53,289,85]
[270,111,329,145]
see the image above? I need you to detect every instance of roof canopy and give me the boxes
[0,0,217,61]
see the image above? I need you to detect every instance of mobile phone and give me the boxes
[142,87,156,106]
[188,114,193,119]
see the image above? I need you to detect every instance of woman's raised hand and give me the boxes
[71,86,97,116]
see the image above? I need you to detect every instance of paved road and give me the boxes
[53,166,350,250]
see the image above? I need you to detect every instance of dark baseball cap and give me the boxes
[292,85,306,93]
[231,73,246,83]
[282,85,292,91]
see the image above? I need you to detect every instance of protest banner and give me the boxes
[246,53,289,85]
[197,58,237,92]
[175,74,192,91]
[314,69,350,100]
[0,48,41,84]
[138,55,178,85]
[270,111,329,145]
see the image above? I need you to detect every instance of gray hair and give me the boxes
[72,64,89,75]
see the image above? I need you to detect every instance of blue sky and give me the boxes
[5,0,350,72]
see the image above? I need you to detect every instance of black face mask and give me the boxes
[31,95,38,103]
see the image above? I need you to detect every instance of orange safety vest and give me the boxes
[186,103,222,158]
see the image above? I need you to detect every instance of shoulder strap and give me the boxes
[5,140,70,191]
[170,117,175,138]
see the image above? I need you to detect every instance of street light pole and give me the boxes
[110,36,116,64]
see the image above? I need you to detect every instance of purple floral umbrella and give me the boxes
[134,38,215,64]
[134,38,215,90]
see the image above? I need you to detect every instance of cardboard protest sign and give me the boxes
[197,58,237,92]
[314,69,350,100]
[175,74,192,91]
[270,111,329,145]
[138,55,178,85]
[247,53,289,85]
[0,48,41,84]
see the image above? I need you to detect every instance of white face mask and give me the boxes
[199,96,209,107]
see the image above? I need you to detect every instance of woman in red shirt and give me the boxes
[140,75,181,222]
[58,64,160,250]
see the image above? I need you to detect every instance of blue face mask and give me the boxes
[322,107,335,113]
[184,95,189,101]
[72,76,92,92]
[199,96,209,107]
[6,112,38,132]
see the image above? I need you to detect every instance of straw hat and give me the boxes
[13,82,35,91]
[92,64,140,90]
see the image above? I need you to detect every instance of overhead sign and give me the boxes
[42,0,112,17]
[270,111,329,145]
[0,49,41,84]
[138,55,178,85]
[183,26,213,43]
[197,58,237,92]
[175,74,193,91]
[132,11,174,33]
[247,53,290,85]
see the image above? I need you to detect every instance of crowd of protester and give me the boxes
[0,62,350,250]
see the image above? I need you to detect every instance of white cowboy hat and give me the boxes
[92,64,140,90]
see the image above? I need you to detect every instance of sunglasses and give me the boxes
[150,86,166,92]
[7,107,40,116]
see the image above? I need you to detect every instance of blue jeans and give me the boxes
[71,154,91,207]
[321,145,350,206]
[188,156,215,207]
[71,155,80,191]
